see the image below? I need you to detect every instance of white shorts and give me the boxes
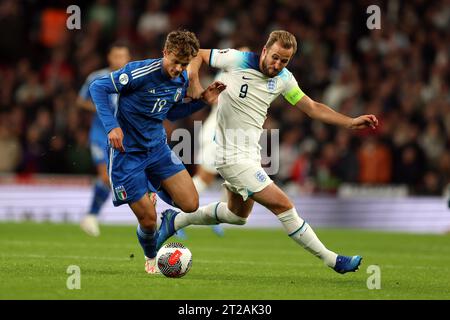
[216,161,272,201]
[199,138,217,174]
[197,107,218,174]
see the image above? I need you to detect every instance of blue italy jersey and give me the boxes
[79,68,118,144]
[90,58,204,152]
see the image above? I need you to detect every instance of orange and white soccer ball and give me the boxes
[156,243,192,278]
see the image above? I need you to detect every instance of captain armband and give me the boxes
[283,86,305,106]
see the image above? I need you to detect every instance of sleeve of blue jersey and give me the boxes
[166,99,208,121]
[110,65,132,93]
[89,76,120,133]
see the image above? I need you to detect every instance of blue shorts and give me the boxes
[90,140,108,165]
[108,143,185,207]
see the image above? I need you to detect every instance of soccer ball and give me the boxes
[156,243,192,278]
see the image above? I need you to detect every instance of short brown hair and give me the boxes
[164,30,200,59]
[265,30,297,55]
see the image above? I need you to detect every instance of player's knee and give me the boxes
[270,200,294,215]
[179,197,199,213]
[134,209,157,230]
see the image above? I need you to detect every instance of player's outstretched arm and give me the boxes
[187,49,212,77]
[295,95,378,130]
[167,81,226,121]
[187,49,212,99]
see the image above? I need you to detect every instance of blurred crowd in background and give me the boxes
[0,0,448,195]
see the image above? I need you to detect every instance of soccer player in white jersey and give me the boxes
[157,30,379,274]
[192,46,251,237]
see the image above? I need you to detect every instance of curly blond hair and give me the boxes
[164,30,200,59]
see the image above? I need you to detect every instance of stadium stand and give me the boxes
[0,0,449,197]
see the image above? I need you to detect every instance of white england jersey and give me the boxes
[201,72,222,147]
[210,49,305,166]
[196,72,222,173]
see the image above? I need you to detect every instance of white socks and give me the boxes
[174,202,247,230]
[277,208,337,267]
[173,201,336,267]
[213,202,247,225]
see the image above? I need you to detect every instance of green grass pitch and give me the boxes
[1,222,449,300]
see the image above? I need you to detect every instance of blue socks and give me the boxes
[88,180,110,215]
[136,224,157,259]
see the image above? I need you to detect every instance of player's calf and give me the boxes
[178,197,199,213]
[161,170,199,212]
[159,189,199,212]
[251,183,293,215]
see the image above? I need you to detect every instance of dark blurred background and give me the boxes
[0,0,448,196]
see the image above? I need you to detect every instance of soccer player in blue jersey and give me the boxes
[78,43,131,237]
[89,30,226,274]
[157,30,379,274]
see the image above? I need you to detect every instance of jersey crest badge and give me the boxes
[119,73,129,85]
[267,78,277,92]
[174,88,183,102]
[115,185,127,201]
[255,170,267,183]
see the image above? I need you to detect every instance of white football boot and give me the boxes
[80,214,100,237]
[144,257,160,274]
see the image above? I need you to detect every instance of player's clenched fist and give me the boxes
[108,127,125,152]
